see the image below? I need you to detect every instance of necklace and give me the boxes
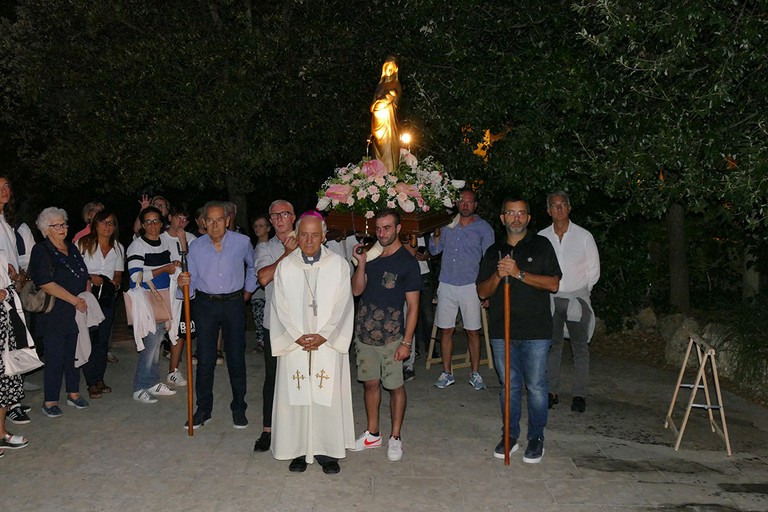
[50,242,87,279]
[302,268,319,317]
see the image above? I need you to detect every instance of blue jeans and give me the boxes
[194,296,247,416]
[490,338,550,440]
[133,324,165,392]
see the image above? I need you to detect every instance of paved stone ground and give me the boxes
[3,315,768,512]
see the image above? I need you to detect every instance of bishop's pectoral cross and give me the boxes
[292,370,305,390]
[315,369,330,389]
[310,298,318,317]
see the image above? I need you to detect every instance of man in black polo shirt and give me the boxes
[477,198,561,464]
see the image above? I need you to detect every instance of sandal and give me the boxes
[97,381,112,394]
[88,385,102,399]
[1,433,28,450]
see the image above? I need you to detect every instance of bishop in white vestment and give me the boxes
[269,214,355,474]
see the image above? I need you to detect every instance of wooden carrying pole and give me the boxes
[503,278,511,465]
[183,284,194,436]
[179,240,194,437]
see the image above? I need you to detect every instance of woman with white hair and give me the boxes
[28,207,90,418]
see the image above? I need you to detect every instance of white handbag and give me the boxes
[3,289,43,376]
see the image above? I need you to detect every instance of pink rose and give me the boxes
[326,184,353,202]
[362,159,387,179]
[395,182,421,198]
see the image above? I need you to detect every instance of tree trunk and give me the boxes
[742,247,759,299]
[667,203,690,314]
[225,174,249,231]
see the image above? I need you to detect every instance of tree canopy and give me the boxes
[2,0,768,321]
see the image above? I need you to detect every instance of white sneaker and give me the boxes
[147,382,177,396]
[351,430,382,451]
[167,369,187,387]
[133,389,158,403]
[387,437,403,462]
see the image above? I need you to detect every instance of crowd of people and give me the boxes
[0,182,600,471]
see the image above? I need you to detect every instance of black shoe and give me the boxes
[183,410,211,430]
[233,410,248,429]
[320,459,340,474]
[253,431,271,452]
[289,456,307,472]
[548,393,559,409]
[523,437,544,464]
[571,396,586,413]
[7,405,31,425]
[403,367,415,382]
[493,437,519,459]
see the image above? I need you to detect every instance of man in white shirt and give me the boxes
[538,191,600,413]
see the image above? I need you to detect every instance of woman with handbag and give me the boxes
[127,207,179,403]
[0,251,29,455]
[0,174,36,426]
[28,207,90,418]
[77,210,125,400]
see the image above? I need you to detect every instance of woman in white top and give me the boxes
[159,205,196,387]
[77,210,125,399]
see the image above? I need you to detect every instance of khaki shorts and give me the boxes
[355,339,404,389]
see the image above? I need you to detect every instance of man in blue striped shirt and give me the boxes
[177,201,258,429]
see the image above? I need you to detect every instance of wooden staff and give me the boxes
[179,238,194,436]
[503,273,511,465]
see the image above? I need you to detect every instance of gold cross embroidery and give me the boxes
[315,369,330,389]
[292,370,305,390]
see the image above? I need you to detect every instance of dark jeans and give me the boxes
[44,331,80,402]
[262,328,277,428]
[194,295,247,416]
[83,298,115,386]
[416,272,435,354]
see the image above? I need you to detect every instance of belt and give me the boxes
[197,290,243,301]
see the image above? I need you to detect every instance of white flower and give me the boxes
[387,200,396,208]
[346,197,355,206]
[402,151,418,169]
[371,193,380,202]
[443,197,454,208]
[316,197,331,211]
[364,211,375,219]
[451,180,466,189]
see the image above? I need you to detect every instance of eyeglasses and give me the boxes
[99,220,115,226]
[503,210,528,218]
[269,211,293,220]
[48,223,68,230]
[143,219,162,226]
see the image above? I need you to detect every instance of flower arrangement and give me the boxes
[316,149,465,218]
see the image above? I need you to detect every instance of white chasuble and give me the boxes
[269,246,355,462]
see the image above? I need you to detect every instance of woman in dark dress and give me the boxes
[28,207,90,418]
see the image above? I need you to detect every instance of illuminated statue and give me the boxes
[370,56,401,173]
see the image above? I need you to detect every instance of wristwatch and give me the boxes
[517,270,526,281]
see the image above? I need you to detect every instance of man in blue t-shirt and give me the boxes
[350,209,421,463]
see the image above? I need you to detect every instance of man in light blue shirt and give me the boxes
[429,189,495,390]
[177,201,257,429]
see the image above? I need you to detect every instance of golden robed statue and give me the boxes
[370,56,402,173]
